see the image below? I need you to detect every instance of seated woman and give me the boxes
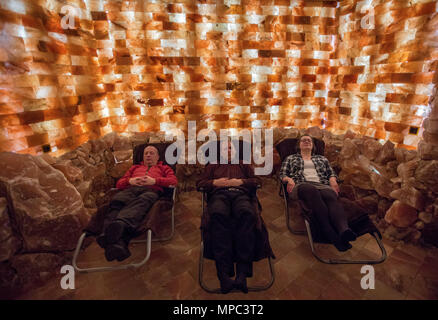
[196,142,262,294]
[279,134,357,252]
[97,145,177,262]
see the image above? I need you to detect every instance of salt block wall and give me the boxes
[0,0,437,156]
[335,0,438,148]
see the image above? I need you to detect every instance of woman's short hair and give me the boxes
[296,134,317,155]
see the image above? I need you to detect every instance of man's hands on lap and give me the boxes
[129,175,156,186]
[213,178,243,187]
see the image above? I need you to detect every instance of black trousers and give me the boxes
[296,183,349,243]
[106,186,159,238]
[208,190,257,278]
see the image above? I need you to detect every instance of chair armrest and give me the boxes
[197,186,205,192]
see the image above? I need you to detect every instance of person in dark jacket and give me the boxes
[197,142,262,294]
[97,145,177,262]
[279,134,356,251]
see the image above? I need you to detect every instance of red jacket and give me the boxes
[116,161,177,193]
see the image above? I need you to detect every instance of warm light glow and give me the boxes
[0,0,436,155]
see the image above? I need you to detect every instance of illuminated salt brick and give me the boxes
[1,0,26,14]
[173,72,190,83]
[225,0,241,5]
[161,39,187,49]
[46,32,65,44]
[415,84,435,96]
[245,14,264,24]
[320,7,336,18]
[195,3,214,14]
[3,23,27,38]
[286,50,301,58]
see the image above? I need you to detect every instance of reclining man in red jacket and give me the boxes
[97,145,177,262]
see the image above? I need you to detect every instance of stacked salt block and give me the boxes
[335,0,437,148]
[1,0,437,156]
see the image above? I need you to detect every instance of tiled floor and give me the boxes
[18,178,438,300]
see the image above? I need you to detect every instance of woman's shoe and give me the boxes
[340,229,357,243]
[234,274,248,294]
[218,273,234,294]
[334,239,352,252]
[96,233,107,249]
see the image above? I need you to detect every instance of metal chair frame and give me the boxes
[280,182,387,264]
[72,186,176,273]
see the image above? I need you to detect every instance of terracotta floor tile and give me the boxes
[362,235,395,257]
[161,271,198,300]
[319,278,366,300]
[405,274,438,300]
[362,279,406,300]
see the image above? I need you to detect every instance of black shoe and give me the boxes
[104,239,131,262]
[218,274,234,294]
[105,221,127,244]
[234,275,248,294]
[340,229,357,243]
[334,239,353,252]
[96,233,107,249]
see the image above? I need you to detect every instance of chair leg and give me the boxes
[304,220,387,264]
[152,188,177,242]
[72,230,152,273]
[281,183,306,235]
[198,241,275,294]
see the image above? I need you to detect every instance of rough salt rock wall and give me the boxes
[332,131,438,245]
[0,152,89,297]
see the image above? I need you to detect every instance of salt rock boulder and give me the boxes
[362,138,382,161]
[0,152,89,252]
[414,160,438,194]
[0,198,21,261]
[385,200,418,228]
[389,187,425,211]
[394,147,417,163]
[375,140,396,164]
[52,160,83,185]
[370,171,395,199]
[324,142,342,166]
[304,126,323,139]
[113,134,132,151]
[397,160,418,182]
[9,252,69,289]
[109,161,133,179]
[418,140,438,160]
